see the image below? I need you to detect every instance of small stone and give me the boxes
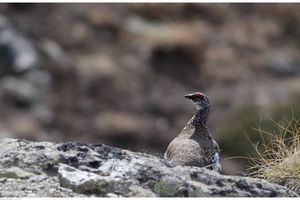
[58,164,109,194]
[0,167,35,179]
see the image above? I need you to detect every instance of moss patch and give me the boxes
[153,177,181,197]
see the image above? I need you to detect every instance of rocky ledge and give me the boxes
[0,138,297,197]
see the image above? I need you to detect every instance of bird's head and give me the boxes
[184,92,210,110]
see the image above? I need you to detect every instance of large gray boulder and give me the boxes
[0,138,297,197]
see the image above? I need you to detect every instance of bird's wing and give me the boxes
[164,137,202,166]
[164,138,179,160]
[178,124,196,138]
[164,126,196,160]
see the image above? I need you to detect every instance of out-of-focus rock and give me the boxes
[25,70,52,89]
[93,112,144,147]
[85,6,122,29]
[94,112,141,134]
[150,44,202,86]
[76,53,116,79]
[0,15,38,74]
[266,51,300,77]
[1,77,38,108]
[31,104,54,126]
[41,39,72,68]
[7,116,40,140]
[125,17,206,47]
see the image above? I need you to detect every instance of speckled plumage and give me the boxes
[164,93,220,170]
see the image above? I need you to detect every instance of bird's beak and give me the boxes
[184,94,194,99]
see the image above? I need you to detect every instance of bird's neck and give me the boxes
[191,106,209,129]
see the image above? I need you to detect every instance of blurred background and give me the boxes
[0,3,300,175]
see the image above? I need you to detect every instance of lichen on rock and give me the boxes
[0,138,297,197]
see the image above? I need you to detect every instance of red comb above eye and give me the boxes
[192,92,205,97]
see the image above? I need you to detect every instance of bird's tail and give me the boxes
[140,149,165,159]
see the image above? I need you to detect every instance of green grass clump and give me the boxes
[247,117,300,193]
[217,94,300,172]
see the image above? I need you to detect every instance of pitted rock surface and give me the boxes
[0,138,297,197]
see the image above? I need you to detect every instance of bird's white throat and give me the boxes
[194,101,204,110]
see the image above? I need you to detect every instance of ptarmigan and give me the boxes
[164,92,221,171]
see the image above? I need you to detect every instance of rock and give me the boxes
[93,112,142,136]
[58,164,109,194]
[150,44,202,86]
[7,116,41,140]
[0,173,84,197]
[1,77,38,108]
[266,51,300,77]
[41,39,71,68]
[0,130,15,139]
[93,112,145,148]
[0,167,35,179]
[76,53,116,78]
[125,16,204,46]
[0,138,297,197]
[0,15,38,74]
[31,104,54,125]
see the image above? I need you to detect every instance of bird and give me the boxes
[164,92,221,171]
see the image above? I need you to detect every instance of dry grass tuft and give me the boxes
[247,115,300,193]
